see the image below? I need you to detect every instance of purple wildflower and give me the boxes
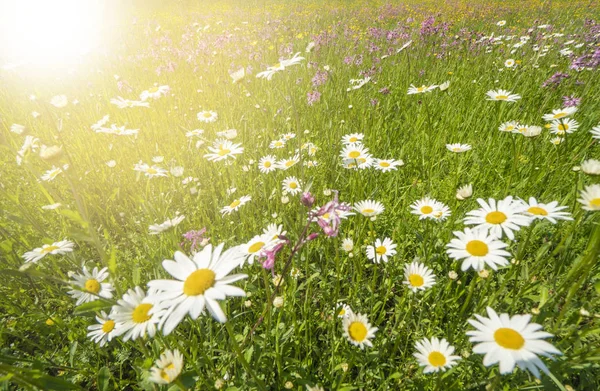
[181,228,208,253]
[313,191,351,237]
[562,96,581,108]
[307,91,321,106]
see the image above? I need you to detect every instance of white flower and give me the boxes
[282,176,302,195]
[446,143,472,153]
[217,129,238,140]
[438,81,451,91]
[343,312,377,349]
[504,59,515,68]
[336,303,353,318]
[342,238,354,252]
[578,184,600,211]
[456,184,473,200]
[403,261,436,292]
[149,349,184,384]
[106,160,117,168]
[354,200,384,217]
[10,124,26,134]
[230,68,245,83]
[373,158,403,172]
[590,124,600,140]
[366,237,397,264]
[140,85,170,101]
[110,97,150,109]
[197,110,218,123]
[549,118,579,135]
[147,245,247,334]
[221,195,251,215]
[256,52,304,80]
[414,337,460,373]
[408,84,438,94]
[497,20,506,26]
[50,95,68,108]
[133,162,168,178]
[341,133,364,145]
[464,197,532,240]
[87,311,119,347]
[42,203,62,210]
[170,166,185,177]
[446,228,511,271]
[204,140,244,162]
[111,287,165,341]
[258,155,277,173]
[149,215,185,235]
[347,77,371,91]
[486,89,521,102]
[22,240,74,263]
[521,197,573,223]
[542,107,577,122]
[521,126,542,137]
[41,165,67,181]
[467,307,561,378]
[67,265,114,305]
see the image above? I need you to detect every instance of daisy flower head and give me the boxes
[140,85,170,101]
[467,307,561,378]
[41,165,67,182]
[343,312,377,349]
[147,245,247,335]
[341,133,364,145]
[336,303,353,318]
[282,176,303,195]
[486,89,521,102]
[258,155,277,173]
[582,159,600,175]
[87,311,119,347]
[276,154,300,170]
[256,52,304,80]
[110,286,164,341]
[497,20,506,26]
[446,228,511,271]
[340,144,370,161]
[414,337,460,373]
[50,94,68,108]
[446,143,472,153]
[431,203,452,221]
[366,237,397,264]
[341,238,354,252]
[22,240,74,264]
[230,67,245,83]
[550,137,564,145]
[456,184,473,200]
[522,198,572,223]
[410,197,444,220]
[504,59,515,68]
[133,162,168,178]
[67,265,114,305]
[578,184,600,212]
[374,158,404,172]
[204,140,244,162]
[521,126,542,138]
[269,139,286,149]
[221,195,251,215]
[354,200,384,218]
[499,121,520,133]
[197,110,218,123]
[549,118,579,135]
[590,124,600,140]
[149,349,184,385]
[263,223,287,241]
[403,261,436,292]
[542,107,577,122]
[149,215,185,235]
[241,233,278,265]
[347,77,371,91]
[408,84,438,94]
[464,197,532,240]
[110,96,150,109]
[185,128,204,138]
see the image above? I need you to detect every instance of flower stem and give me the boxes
[225,322,267,390]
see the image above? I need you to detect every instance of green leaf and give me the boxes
[73,300,112,315]
[97,367,111,391]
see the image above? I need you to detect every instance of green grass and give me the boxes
[1,0,600,390]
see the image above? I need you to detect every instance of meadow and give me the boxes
[1,0,600,389]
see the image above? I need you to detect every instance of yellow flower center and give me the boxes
[494,327,525,350]
[408,274,424,287]
[558,123,568,131]
[428,351,447,367]
[147,168,157,175]
[248,241,265,254]
[496,95,508,100]
[101,320,115,333]
[553,112,566,119]
[420,205,433,214]
[132,303,153,323]
[264,161,272,167]
[362,208,375,214]
[289,182,298,189]
[275,141,283,146]
[348,151,360,159]
[218,148,231,156]
[348,321,368,342]
[485,211,507,224]
[590,198,600,208]
[160,369,171,382]
[466,240,489,257]
[41,245,59,254]
[338,308,346,316]
[183,269,216,296]
[452,147,461,152]
[379,161,390,167]
[417,86,425,92]
[202,112,212,118]
[148,86,159,93]
[285,160,295,167]
[349,137,358,143]
[230,199,241,208]
[85,279,101,294]
[528,206,548,216]
[375,246,387,255]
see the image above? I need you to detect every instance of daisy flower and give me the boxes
[204,140,244,162]
[149,215,185,235]
[269,139,286,149]
[263,223,287,241]
[133,163,168,178]
[410,197,444,220]
[221,195,251,215]
[403,261,436,292]
[185,129,204,138]
[241,234,278,265]
[374,158,404,172]
[504,59,515,68]
[282,176,303,195]
[147,245,247,335]
[67,266,114,305]
[87,311,119,347]
[366,237,397,264]
[341,133,364,145]
[197,110,218,123]
[464,197,532,240]
[10,123,26,134]
[446,228,511,271]
[542,107,577,122]
[282,132,296,140]
[140,85,170,101]
[590,124,600,140]
[258,155,277,173]
[340,144,370,161]
[431,204,452,221]
[521,126,542,138]
[486,89,521,102]
[22,240,74,263]
[354,200,385,217]
[341,238,354,252]
[96,124,139,136]
[230,67,245,83]
[110,96,150,108]
[276,154,300,170]
[111,287,164,341]
[336,303,353,318]
[408,84,438,94]
[521,198,573,223]
[256,52,304,80]
[41,165,67,182]
[149,349,184,385]
[343,312,378,349]
[578,184,600,211]
[497,20,506,26]
[467,307,561,378]
[446,143,472,153]
[549,118,579,135]
[347,77,371,91]
[499,121,520,133]
[581,159,600,175]
[456,184,473,200]
[414,337,460,373]
[50,95,68,108]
